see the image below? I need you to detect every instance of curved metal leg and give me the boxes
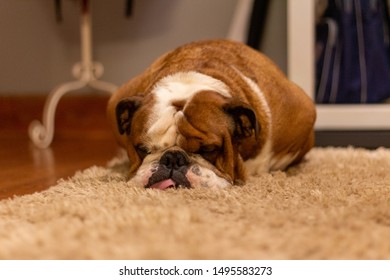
[28,76,117,149]
[89,79,118,93]
[28,80,87,149]
[29,0,118,149]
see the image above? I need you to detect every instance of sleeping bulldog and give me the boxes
[107,40,316,189]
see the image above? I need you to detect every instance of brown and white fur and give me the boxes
[107,40,316,189]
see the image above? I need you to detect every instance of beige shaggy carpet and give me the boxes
[1,147,390,259]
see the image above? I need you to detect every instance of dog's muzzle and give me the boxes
[145,150,191,189]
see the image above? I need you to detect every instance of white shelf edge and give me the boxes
[287,0,315,97]
[316,105,390,130]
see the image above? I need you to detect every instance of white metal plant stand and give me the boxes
[29,0,117,148]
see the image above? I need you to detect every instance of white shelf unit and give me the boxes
[287,0,390,130]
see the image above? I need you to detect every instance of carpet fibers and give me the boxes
[1,147,390,259]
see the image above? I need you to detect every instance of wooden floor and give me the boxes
[0,94,121,200]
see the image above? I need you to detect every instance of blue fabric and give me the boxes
[316,0,390,103]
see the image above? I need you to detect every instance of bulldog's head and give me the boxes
[115,90,259,189]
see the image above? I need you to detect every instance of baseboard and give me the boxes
[0,93,112,139]
[315,130,390,148]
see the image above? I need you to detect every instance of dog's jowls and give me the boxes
[107,40,316,189]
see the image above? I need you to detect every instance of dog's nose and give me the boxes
[160,150,189,170]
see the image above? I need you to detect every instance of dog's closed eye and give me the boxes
[199,145,220,163]
[135,145,150,159]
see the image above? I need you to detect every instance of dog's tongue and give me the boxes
[149,179,176,190]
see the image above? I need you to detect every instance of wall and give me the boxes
[0,0,287,93]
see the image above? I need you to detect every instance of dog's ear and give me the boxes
[116,96,143,135]
[224,101,259,139]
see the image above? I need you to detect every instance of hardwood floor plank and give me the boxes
[0,94,121,200]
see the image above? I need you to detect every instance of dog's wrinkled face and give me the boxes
[116,90,258,189]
